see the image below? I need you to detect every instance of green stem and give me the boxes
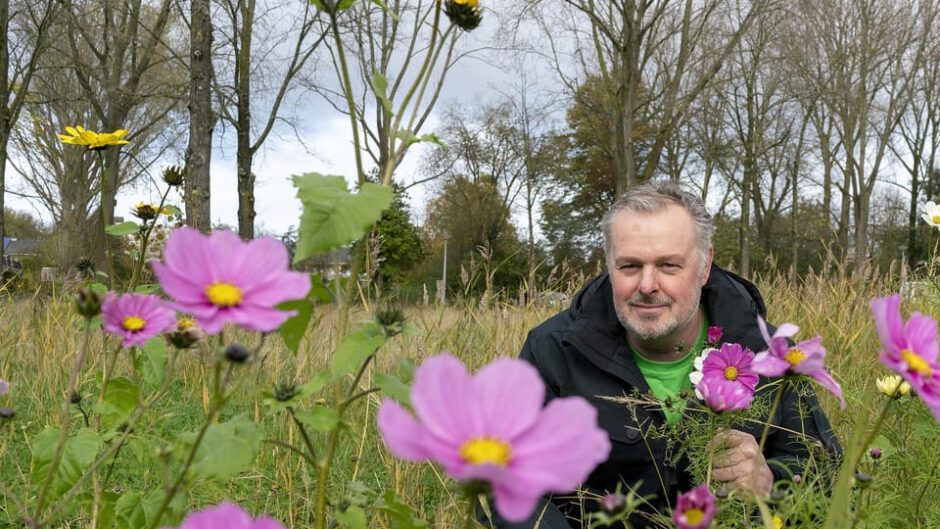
[34,318,92,518]
[314,353,377,529]
[758,381,786,453]
[127,185,172,291]
[288,407,319,463]
[913,455,940,520]
[146,363,231,529]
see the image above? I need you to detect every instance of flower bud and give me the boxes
[274,381,299,402]
[224,343,250,364]
[70,392,82,405]
[162,165,185,187]
[870,447,882,460]
[707,326,723,344]
[0,407,15,420]
[714,488,729,499]
[0,379,8,397]
[599,492,625,514]
[792,474,802,484]
[444,0,482,31]
[74,287,103,318]
[876,374,904,398]
[166,319,203,349]
[375,306,406,337]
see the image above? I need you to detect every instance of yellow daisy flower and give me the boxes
[59,126,130,150]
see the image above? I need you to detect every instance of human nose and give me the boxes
[638,266,659,294]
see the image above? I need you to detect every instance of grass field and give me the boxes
[1,267,938,528]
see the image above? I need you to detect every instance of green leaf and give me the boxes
[133,283,161,294]
[378,490,428,529]
[294,406,341,431]
[88,282,109,295]
[374,373,410,405]
[277,297,315,355]
[309,0,356,11]
[395,129,446,149]
[31,427,102,503]
[371,70,394,115]
[330,321,386,378]
[310,273,333,303]
[162,204,182,216]
[93,377,140,431]
[335,505,368,529]
[105,221,141,236]
[292,174,394,263]
[134,338,167,387]
[177,415,261,483]
[114,490,180,529]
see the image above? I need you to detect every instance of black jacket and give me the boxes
[490,265,842,529]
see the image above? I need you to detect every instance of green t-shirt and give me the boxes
[630,313,708,424]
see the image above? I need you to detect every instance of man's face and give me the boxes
[608,204,712,343]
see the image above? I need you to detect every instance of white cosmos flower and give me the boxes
[921,201,940,228]
[689,347,719,399]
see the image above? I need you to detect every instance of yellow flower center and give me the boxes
[177,318,196,330]
[932,215,940,224]
[774,514,784,529]
[723,366,739,380]
[459,437,511,467]
[785,348,806,367]
[900,348,932,376]
[122,316,146,331]
[205,282,243,307]
[684,508,705,526]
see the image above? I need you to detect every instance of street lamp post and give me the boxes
[441,236,448,305]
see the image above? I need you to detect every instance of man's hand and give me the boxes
[709,429,773,496]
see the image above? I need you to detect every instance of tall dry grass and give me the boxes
[0,266,937,527]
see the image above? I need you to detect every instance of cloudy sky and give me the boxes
[6,6,535,237]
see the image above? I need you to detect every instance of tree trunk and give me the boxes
[185,0,214,232]
[235,0,255,239]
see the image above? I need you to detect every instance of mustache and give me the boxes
[628,295,672,306]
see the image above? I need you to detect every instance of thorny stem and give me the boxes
[34,318,93,518]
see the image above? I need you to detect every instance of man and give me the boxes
[494,182,841,528]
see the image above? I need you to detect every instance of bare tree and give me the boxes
[0,0,58,264]
[59,0,185,277]
[214,0,327,239]
[507,0,770,194]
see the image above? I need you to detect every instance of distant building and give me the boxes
[3,237,41,270]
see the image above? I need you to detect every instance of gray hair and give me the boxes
[601,181,714,267]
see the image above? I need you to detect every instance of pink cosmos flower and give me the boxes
[707,326,723,344]
[753,317,846,408]
[870,294,940,422]
[673,484,717,529]
[377,354,611,523]
[101,292,177,348]
[701,343,759,391]
[696,375,755,412]
[152,228,311,334]
[164,502,285,529]
[692,343,758,412]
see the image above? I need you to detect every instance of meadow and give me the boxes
[1,266,939,528]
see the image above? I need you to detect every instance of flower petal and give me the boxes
[410,354,477,442]
[808,369,845,409]
[376,399,433,462]
[871,295,906,353]
[751,352,790,376]
[473,358,546,440]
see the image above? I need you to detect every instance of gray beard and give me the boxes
[615,289,702,343]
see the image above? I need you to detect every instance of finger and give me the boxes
[713,465,745,483]
[712,450,747,469]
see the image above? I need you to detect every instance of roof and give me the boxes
[3,237,40,256]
